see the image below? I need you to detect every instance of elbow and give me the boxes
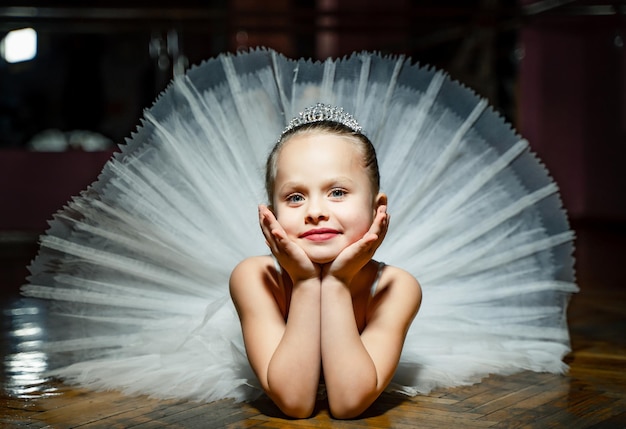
[264,368,319,418]
[273,394,316,419]
[326,372,381,419]
[328,390,379,420]
[267,391,317,419]
[329,400,370,420]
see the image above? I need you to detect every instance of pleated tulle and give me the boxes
[22,48,577,402]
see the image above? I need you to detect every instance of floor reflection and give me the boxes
[1,296,60,399]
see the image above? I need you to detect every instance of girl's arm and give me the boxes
[321,268,421,419]
[230,206,323,418]
[320,206,421,419]
[230,258,321,418]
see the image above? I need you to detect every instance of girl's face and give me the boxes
[272,132,385,264]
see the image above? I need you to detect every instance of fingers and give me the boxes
[364,205,389,244]
[360,206,390,259]
[258,205,284,254]
[328,206,390,280]
[258,205,300,256]
[376,205,390,243]
[259,204,390,281]
[258,206,319,282]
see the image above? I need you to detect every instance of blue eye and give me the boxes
[329,189,346,198]
[287,194,304,204]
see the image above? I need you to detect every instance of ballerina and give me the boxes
[230,105,422,418]
[19,48,578,413]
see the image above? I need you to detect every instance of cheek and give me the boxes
[341,206,374,236]
[358,214,374,234]
[274,209,298,233]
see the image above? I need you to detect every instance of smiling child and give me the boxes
[230,105,422,419]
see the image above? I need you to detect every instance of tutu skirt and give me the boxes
[21,48,578,402]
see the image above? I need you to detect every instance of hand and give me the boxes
[258,205,320,283]
[323,205,389,285]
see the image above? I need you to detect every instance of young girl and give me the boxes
[18,49,576,417]
[230,105,422,419]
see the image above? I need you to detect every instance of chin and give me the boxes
[305,250,339,265]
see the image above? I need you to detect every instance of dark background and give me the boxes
[1,0,625,295]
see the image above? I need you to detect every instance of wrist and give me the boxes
[320,275,351,290]
[292,276,322,289]
[281,263,320,285]
[321,264,358,288]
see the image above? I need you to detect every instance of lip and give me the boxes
[299,228,341,241]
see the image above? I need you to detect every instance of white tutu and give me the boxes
[22,48,578,402]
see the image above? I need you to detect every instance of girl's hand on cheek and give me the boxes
[258,205,320,283]
[325,205,389,285]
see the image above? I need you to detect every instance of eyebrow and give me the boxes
[278,177,355,193]
[325,176,355,187]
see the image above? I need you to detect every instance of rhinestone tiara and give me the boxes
[281,103,362,137]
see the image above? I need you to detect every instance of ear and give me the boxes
[373,192,387,211]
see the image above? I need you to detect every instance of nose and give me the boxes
[305,197,329,224]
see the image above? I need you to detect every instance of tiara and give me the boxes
[281,103,362,137]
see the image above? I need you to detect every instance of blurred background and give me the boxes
[0,0,624,296]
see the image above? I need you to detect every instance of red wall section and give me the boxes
[519,17,626,221]
[0,150,113,232]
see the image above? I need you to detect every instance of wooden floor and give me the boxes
[1,222,625,428]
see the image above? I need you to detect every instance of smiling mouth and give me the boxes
[300,229,340,241]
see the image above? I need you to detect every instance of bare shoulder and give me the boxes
[229,255,277,300]
[380,265,421,290]
[230,255,274,280]
[230,255,289,325]
[377,265,422,311]
[362,264,421,341]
